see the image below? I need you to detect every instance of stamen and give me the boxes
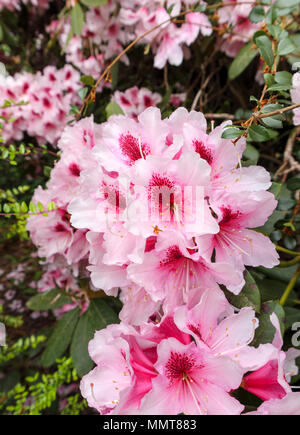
[138,134,145,160]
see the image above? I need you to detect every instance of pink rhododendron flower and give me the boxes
[27,104,283,415]
[0,0,49,11]
[80,314,244,415]
[247,393,300,415]
[0,65,81,145]
[59,106,278,311]
[218,0,261,57]
[111,87,162,120]
[49,1,211,73]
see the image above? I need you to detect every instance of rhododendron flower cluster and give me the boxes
[48,1,212,76]
[119,0,212,69]
[111,85,186,120]
[0,65,81,145]
[80,289,299,414]
[47,2,130,80]
[25,102,299,414]
[218,0,260,57]
[111,87,162,120]
[0,0,49,11]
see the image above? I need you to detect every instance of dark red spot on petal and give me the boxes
[69,163,81,177]
[193,139,213,165]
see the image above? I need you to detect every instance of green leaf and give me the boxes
[43,166,51,178]
[78,87,88,100]
[71,3,85,36]
[284,307,300,329]
[243,144,259,164]
[80,0,108,6]
[264,73,275,87]
[194,4,207,12]
[258,265,300,287]
[110,62,119,91]
[248,124,277,142]
[1,149,9,159]
[287,177,300,191]
[27,289,72,311]
[20,201,28,213]
[70,299,119,376]
[275,0,300,8]
[284,235,297,250]
[19,144,26,154]
[265,5,277,24]
[278,37,297,56]
[105,101,125,118]
[252,301,285,347]
[254,35,274,67]
[249,6,265,23]
[223,270,261,313]
[268,83,292,92]
[166,3,175,14]
[29,201,36,213]
[260,105,284,129]
[261,116,283,129]
[275,71,292,85]
[269,182,283,200]
[221,127,244,139]
[258,279,296,305]
[41,308,80,367]
[3,203,10,213]
[228,42,259,80]
[80,75,95,87]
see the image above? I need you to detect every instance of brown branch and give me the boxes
[254,103,300,120]
[205,113,235,120]
[275,126,300,179]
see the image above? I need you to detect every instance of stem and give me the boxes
[280,266,300,306]
[279,256,300,268]
[276,245,300,257]
[205,113,235,120]
[254,103,300,120]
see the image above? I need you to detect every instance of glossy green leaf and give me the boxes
[27,289,72,311]
[71,3,85,36]
[252,301,285,347]
[41,308,80,367]
[71,300,119,376]
[105,101,125,118]
[228,42,259,80]
[221,127,244,139]
[81,0,108,6]
[249,6,265,23]
[254,35,274,67]
[223,270,261,313]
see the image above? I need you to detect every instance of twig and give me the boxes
[275,126,300,178]
[276,245,300,257]
[254,103,300,120]
[205,113,235,120]
[191,75,211,111]
[279,256,300,268]
[280,265,300,306]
